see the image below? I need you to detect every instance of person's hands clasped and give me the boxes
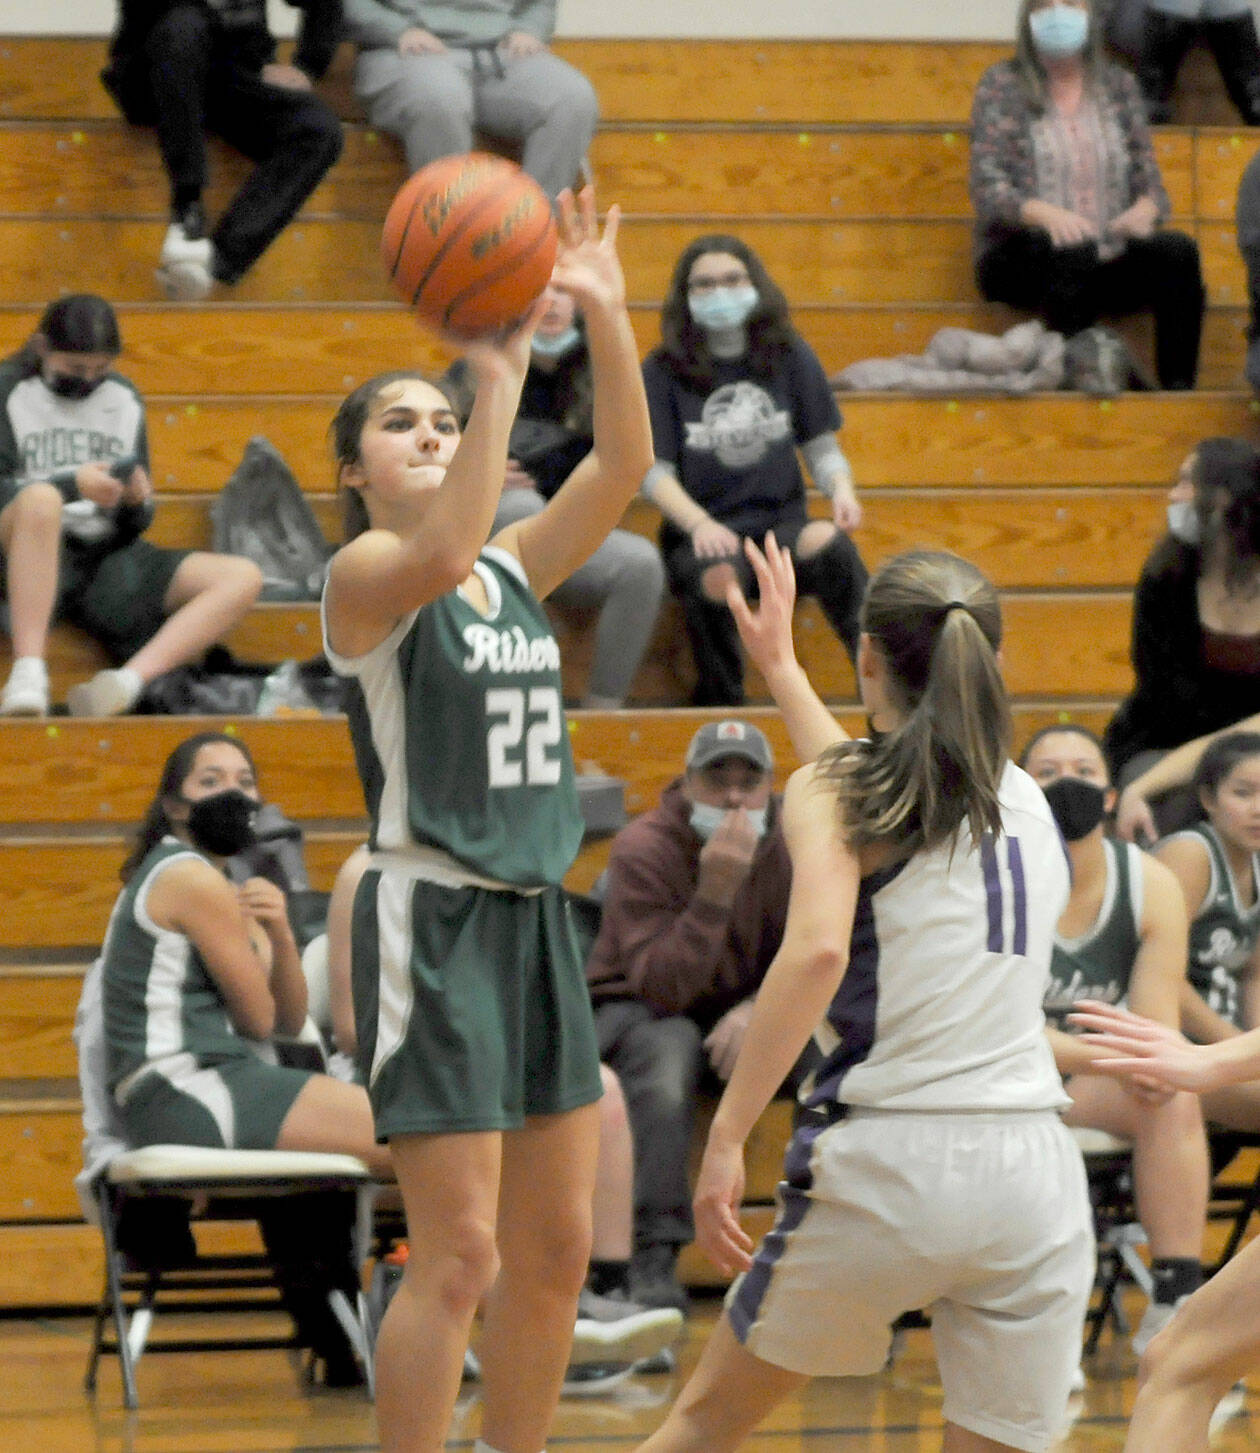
[500,29,545,59]
[398,26,446,55]
[704,998,755,1081]
[1108,197,1159,243]
[261,62,312,91]
[690,517,741,559]
[693,1132,753,1275]
[1022,199,1098,249]
[727,534,799,682]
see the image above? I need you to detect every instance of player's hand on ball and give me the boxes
[693,1134,753,1275]
[551,187,627,315]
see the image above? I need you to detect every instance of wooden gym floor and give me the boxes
[1,1290,1254,1452]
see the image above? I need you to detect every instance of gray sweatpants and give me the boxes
[493,487,664,706]
[353,44,597,198]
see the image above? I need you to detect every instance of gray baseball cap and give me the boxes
[685,720,773,774]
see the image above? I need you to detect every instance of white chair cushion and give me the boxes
[104,1144,372,1184]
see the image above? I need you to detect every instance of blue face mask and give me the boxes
[531,326,581,359]
[690,801,768,842]
[688,285,759,332]
[1167,499,1200,545]
[1028,4,1090,59]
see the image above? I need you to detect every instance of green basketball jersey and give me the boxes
[328,546,583,887]
[1044,838,1141,1031]
[101,839,253,1091]
[1174,822,1260,1029]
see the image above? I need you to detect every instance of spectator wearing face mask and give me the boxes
[641,235,867,707]
[1103,439,1260,843]
[1019,724,1208,1369]
[969,0,1205,390]
[585,720,810,1314]
[440,285,664,708]
[0,294,263,717]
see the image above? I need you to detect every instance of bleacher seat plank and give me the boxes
[0,718,363,825]
[1193,129,1260,219]
[0,1099,81,1219]
[132,392,1260,496]
[0,301,1246,399]
[0,833,364,951]
[147,486,1165,589]
[0,215,1233,310]
[0,975,81,1079]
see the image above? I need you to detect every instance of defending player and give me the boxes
[321,189,653,1453]
[635,536,1095,1453]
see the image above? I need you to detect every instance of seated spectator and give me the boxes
[91,731,392,1383]
[642,236,866,706]
[1104,439,1260,841]
[0,295,262,717]
[969,0,1205,390]
[1020,725,1209,1355]
[342,0,596,199]
[1154,732,1260,1056]
[442,287,665,707]
[101,0,343,300]
[1236,144,1260,391]
[322,843,683,1387]
[586,719,811,1311]
[1138,0,1260,126]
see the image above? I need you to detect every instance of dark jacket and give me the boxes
[585,778,792,1031]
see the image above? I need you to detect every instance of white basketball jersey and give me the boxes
[805,762,1071,1113]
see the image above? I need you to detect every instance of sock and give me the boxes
[587,1258,631,1297]
[1150,1256,1202,1304]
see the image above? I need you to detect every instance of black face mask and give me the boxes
[183,789,258,857]
[46,372,102,401]
[1043,776,1107,842]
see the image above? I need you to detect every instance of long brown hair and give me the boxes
[818,550,1010,853]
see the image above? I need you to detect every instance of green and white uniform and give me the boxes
[322,546,601,1137]
[1166,822,1260,1030]
[101,838,312,1149]
[1044,839,1142,1033]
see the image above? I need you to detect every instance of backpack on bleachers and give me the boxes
[212,436,332,601]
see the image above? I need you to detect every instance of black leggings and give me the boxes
[664,518,868,707]
[976,227,1205,389]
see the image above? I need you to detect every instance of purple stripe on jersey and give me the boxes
[1007,835,1027,956]
[728,1120,823,1345]
[981,834,1002,952]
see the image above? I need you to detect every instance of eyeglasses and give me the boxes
[688,271,751,295]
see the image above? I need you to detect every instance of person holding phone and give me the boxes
[0,294,262,716]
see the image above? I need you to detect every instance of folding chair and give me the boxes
[74,954,380,1408]
[1073,1127,1153,1355]
[84,1145,379,1408]
[1206,1129,1260,1275]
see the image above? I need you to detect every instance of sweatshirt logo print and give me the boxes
[684,381,791,469]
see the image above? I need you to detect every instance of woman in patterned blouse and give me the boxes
[968,0,1204,389]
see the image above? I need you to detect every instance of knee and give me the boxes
[698,561,738,603]
[551,69,599,133]
[620,540,666,602]
[418,1213,501,1316]
[220,556,264,607]
[793,521,837,561]
[7,482,64,535]
[1155,231,1204,286]
[145,4,212,62]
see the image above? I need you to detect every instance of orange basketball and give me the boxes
[381,153,559,337]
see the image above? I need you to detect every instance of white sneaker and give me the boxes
[67,668,143,717]
[570,1287,683,1368]
[1132,1297,1190,1358]
[157,219,215,301]
[0,657,49,715]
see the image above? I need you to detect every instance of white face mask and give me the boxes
[1028,3,1090,59]
[531,326,581,359]
[1167,499,1200,544]
[689,801,768,841]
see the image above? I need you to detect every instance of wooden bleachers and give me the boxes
[0,31,1255,1305]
